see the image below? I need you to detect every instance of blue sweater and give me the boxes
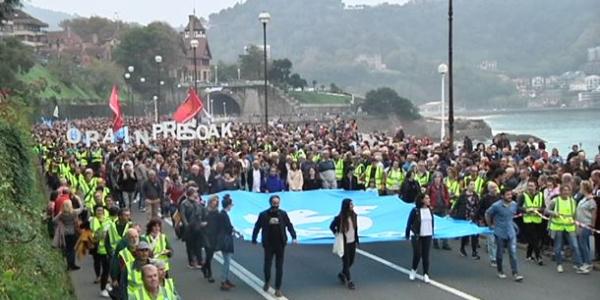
[264,175,284,193]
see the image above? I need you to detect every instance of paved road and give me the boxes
[71,208,600,300]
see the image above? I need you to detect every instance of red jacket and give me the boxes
[53,193,70,217]
[427,183,450,210]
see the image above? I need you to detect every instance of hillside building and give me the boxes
[180,14,212,84]
[0,9,48,50]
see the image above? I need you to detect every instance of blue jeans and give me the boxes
[495,235,518,274]
[221,252,232,282]
[487,234,497,262]
[577,228,592,265]
[553,230,582,266]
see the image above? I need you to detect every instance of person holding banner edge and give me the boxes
[252,195,297,298]
[330,198,359,290]
[405,193,434,283]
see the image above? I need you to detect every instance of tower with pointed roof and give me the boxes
[181,14,212,84]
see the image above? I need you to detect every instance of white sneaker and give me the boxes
[409,269,416,281]
[576,266,590,274]
[106,284,113,292]
[557,265,564,273]
[100,290,110,298]
[423,274,430,283]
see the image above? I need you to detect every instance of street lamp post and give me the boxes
[154,55,162,121]
[223,101,227,117]
[152,95,158,123]
[139,77,146,117]
[214,64,218,85]
[438,63,448,142]
[448,0,455,146]
[127,65,134,117]
[259,11,271,129]
[190,39,199,93]
[124,72,131,119]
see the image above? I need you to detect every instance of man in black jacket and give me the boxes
[252,195,297,298]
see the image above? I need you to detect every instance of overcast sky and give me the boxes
[27,0,409,27]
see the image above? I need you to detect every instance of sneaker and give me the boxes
[423,274,430,283]
[100,290,110,298]
[274,290,283,298]
[262,283,270,292]
[347,281,356,290]
[409,269,416,281]
[525,256,533,261]
[472,253,481,260]
[220,282,230,291]
[337,272,347,284]
[497,273,507,279]
[513,274,524,282]
[557,265,564,273]
[490,261,497,268]
[460,249,467,257]
[536,258,544,266]
[207,277,215,283]
[106,285,113,292]
[141,207,147,212]
[187,264,195,269]
[576,267,590,274]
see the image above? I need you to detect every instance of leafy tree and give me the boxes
[288,73,307,89]
[329,83,343,93]
[0,37,34,93]
[363,87,421,120]
[114,22,185,98]
[60,17,129,43]
[0,0,21,22]
[215,61,240,82]
[238,45,264,80]
[269,58,292,85]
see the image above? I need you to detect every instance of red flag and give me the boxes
[173,88,204,123]
[109,85,124,132]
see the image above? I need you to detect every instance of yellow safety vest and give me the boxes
[164,278,176,299]
[76,150,88,167]
[415,171,430,187]
[335,159,345,181]
[549,197,576,232]
[126,261,144,295]
[312,154,321,163]
[474,177,486,197]
[364,165,384,190]
[385,168,405,190]
[144,233,170,271]
[523,192,544,224]
[354,164,366,184]
[91,149,103,164]
[128,284,172,300]
[108,222,131,251]
[445,178,461,202]
[90,217,110,255]
[293,149,306,162]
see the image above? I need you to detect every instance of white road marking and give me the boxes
[163,218,287,300]
[356,248,481,300]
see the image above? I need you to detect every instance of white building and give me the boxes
[585,75,600,91]
[531,76,545,89]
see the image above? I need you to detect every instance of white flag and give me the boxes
[52,105,59,119]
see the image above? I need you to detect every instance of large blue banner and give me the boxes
[215,190,490,244]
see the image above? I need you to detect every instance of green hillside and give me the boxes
[19,65,101,103]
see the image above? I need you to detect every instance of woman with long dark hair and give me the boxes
[405,194,434,283]
[400,170,421,203]
[330,198,359,290]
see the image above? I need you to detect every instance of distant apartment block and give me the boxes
[585,75,600,91]
[479,60,498,71]
[355,54,387,71]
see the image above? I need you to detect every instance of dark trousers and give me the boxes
[92,251,110,290]
[595,232,600,260]
[264,244,285,289]
[341,242,357,281]
[524,222,543,259]
[203,247,215,277]
[411,236,432,274]
[64,234,77,268]
[185,230,204,265]
[460,235,479,254]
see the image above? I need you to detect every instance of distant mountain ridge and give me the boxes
[206,0,600,106]
[23,3,76,31]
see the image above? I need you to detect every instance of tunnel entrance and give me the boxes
[209,92,241,116]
